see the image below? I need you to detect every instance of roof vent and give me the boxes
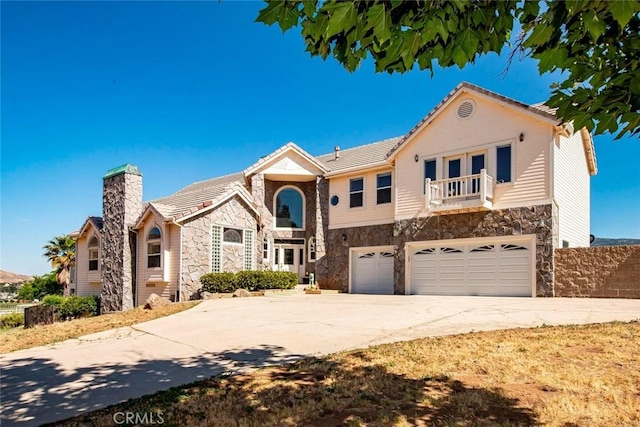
[457,100,475,119]
[334,145,340,160]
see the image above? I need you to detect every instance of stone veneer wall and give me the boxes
[323,204,555,295]
[251,174,319,274]
[101,172,143,312]
[555,245,640,298]
[180,196,257,299]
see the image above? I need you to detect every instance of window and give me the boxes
[211,225,222,272]
[376,173,392,204]
[424,159,436,193]
[308,237,316,262]
[330,195,339,206]
[275,187,304,229]
[223,228,243,243]
[244,230,254,270]
[88,236,99,271]
[496,145,512,183]
[349,177,364,208]
[147,226,161,268]
[263,236,270,260]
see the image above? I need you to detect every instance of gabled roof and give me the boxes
[316,136,402,176]
[132,172,259,227]
[75,216,103,239]
[386,82,561,159]
[243,142,328,181]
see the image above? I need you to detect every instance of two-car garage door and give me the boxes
[408,236,534,297]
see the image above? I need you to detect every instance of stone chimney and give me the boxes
[101,164,143,312]
[334,145,340,160]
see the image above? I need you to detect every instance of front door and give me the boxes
[274,244,305,282]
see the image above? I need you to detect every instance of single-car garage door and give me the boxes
[409,236,533,296]
[351,247,394,294]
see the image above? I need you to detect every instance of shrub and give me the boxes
[42,295,65,308]
[0,312,24,329]
[199,271,298,294]
[17,272,62,301]
[200,272,236,293]
[59,296,99,320]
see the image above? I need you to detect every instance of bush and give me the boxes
[17,272,62,301]
[200,271,298,294]
[0,312,24,329]
[42,295,65,308]
[58,296,99,320]
[200,272,237,293]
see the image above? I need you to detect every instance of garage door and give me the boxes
[351,248,394,294]
[410,238,533,296]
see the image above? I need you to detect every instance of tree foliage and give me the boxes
[43,235,76,297]
[257,0,640,139]
[17,271,62,301]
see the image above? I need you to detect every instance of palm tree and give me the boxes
[43,235,76,297]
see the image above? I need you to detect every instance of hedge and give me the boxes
[0,312,24,329]
[39,295,100,320]
[200,271,298,293]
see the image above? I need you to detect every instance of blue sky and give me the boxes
[2,1,638,276]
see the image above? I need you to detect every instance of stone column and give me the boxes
[315,176,330,287]
[101,164,143,312]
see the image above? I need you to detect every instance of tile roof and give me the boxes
[148,172,244,218]
[316,136,402,173]
[88,216,104,231]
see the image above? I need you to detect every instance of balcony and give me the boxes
[425,169,494,213]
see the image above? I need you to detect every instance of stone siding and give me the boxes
[180,196,257,299]
[101,172,143,312]
[251,175,319,273]
[555,245,640,298]
[223,244,244,271]
[323,205,555,295]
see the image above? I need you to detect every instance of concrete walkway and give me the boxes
[2,294,639,426]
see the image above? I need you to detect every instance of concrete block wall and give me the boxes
[555,245,640,298]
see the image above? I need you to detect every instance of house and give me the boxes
[71,82,597,312]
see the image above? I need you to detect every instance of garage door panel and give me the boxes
[352,249,394,295]
[411,238,532,297]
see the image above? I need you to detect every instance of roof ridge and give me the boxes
[316,135,403,158]
[149,171,243,203]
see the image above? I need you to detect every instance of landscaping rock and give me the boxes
[202,291,216,300]
[144,293,171,309]
[232,289,251,298]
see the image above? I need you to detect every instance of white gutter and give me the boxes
[324,161,390,178]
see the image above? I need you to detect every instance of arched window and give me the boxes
[308,237,316,262]
[223,228,243,244]
[88,236,99,271]
[274,186,304,229]
[147,226,162,268]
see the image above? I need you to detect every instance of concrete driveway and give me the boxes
[2,294,639,426]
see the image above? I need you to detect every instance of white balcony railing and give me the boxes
[425,169,494,209]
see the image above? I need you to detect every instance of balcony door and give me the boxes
[469,153,485,194]
[446,156,463,197]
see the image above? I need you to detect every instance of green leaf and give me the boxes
[584,12,606,40]
[367,4,391,44]
[458,27,480,58]
[452,45,468,68]
[325,1,356,38]
[256,2,284,26]
[524,23,553,47]
[609,0,639,29]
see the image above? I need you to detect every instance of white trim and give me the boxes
[307,237,316,263]
[348,245,395,294]
[262,235,270,262]
[323,161,389,178]
[328,218,394,230]
[404,234,536,297]
[244,142,329,178]
[133,203,167,230]
[273,185,306,231]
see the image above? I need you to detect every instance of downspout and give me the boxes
[172,219,184,302]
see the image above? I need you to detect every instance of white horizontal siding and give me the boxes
[554,131,590,247]
[136,213,175,305]
[394,93,553,219]
[75,227,102,297]
[328,168,395,229]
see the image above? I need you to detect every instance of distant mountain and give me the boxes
[0,270,33,284]
[592,238,640,247]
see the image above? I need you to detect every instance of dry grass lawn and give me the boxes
[53,321,640,426]
[0,301,199,354]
